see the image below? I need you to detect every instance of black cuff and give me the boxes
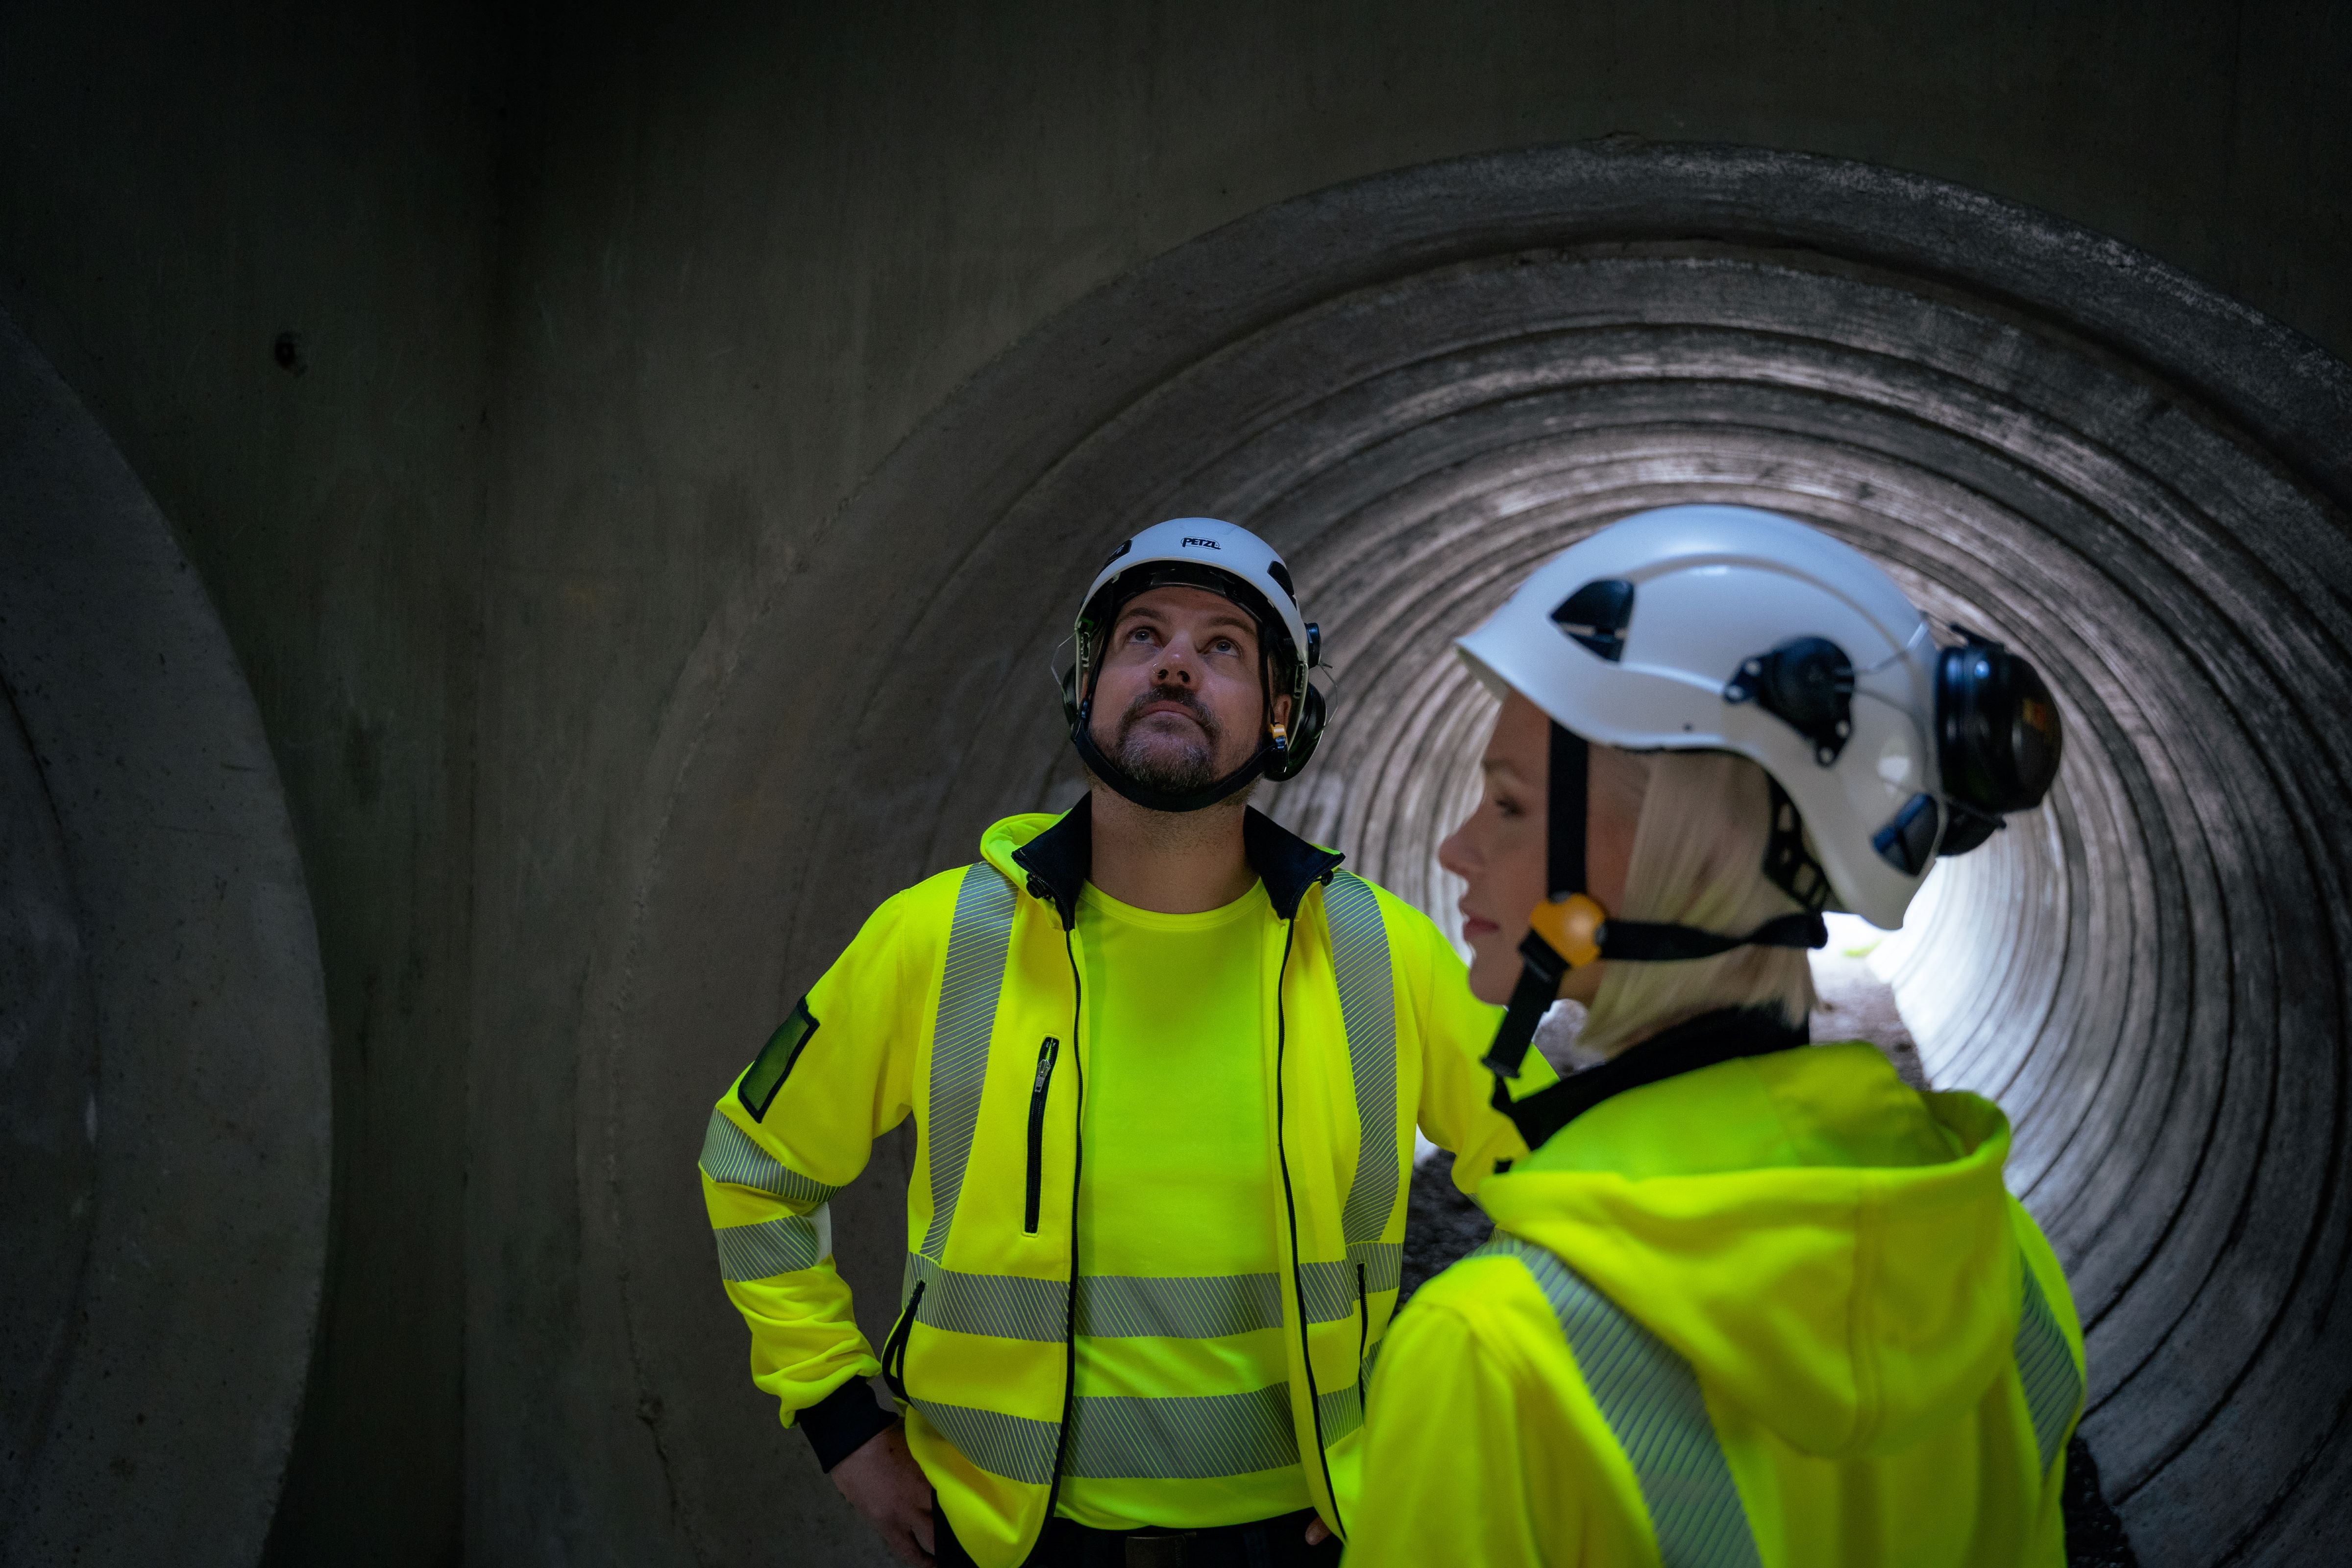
[800,1377,899,1473]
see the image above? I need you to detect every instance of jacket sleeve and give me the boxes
[1396,902,1556,1192]
[698,885,931,1467]
[1348,1297,1567,1568]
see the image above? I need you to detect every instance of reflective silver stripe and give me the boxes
[1478,1234,1761,1568]
[1315,1381,1364,1445]
[906,1253,1066,1342]
[1324,872,1399,1256]
[1298,1243,1401,1324]
[2015,1260,2083,1474]
[1063,1383,1300,1479]
[699,1110,841,1206]
[920,866,1017,1262]
[714,1209,831,1281]
[1076,1273,1284,1339]
[912,1396,1061,1486]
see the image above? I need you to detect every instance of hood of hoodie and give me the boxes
[1477,1040,2023,1460]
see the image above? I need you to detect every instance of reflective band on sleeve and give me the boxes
[913,1396,1063,1486]
[1477,1233,1762,1568]
[714,1208,831,1281]
[1324,872,1399,1255]
[699,1110,842,1207]
[2014,1260,2083,1475]
[1062,1383,1300,1480]
[1076,1273,1286,1340]
[906,1253,1067,1343]
[920,866,1018,1263]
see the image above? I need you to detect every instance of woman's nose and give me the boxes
[1438,819,1475,879]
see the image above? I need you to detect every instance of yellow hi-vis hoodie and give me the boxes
[698,802,1545,1568]
[1348,1039,2086,1568]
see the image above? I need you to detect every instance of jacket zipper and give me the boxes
[1034,926,1086,1526]
[1270,912,1347,1542]
[1024,1036,1060,1234]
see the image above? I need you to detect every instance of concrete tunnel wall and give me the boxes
[621,148,2352,1568]
[3,4,2351,1565]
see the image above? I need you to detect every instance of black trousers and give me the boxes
[935,1499,1342,1568]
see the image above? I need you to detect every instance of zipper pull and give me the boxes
[1032,1037,1060,1092]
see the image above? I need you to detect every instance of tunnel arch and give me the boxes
[0,310,331,1566]
[612,145,2352,1566]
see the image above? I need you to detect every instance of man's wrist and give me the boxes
[800,1377,900,1473]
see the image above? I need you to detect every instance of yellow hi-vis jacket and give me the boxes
[698,802,1543,1568]
[1348,1039,2087,1568]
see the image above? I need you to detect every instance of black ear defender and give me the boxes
[1934,630,2063,856]
[1263,621,1326,781]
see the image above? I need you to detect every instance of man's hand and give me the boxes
[831,1422,935,1565]
[1305,1518,1333,1547]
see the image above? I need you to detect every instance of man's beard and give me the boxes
[1111,685,1225,793]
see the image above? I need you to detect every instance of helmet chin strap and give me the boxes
[1072,719,1274,813]
[1071,657,1281,814]
[1480,722,1829,1081]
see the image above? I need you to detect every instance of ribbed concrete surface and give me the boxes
[619,148,2351,1565]
[0,309,332,1565]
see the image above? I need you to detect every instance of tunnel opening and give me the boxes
[613,147,2352,1566]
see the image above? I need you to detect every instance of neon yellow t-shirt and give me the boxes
[1058,879,1309,1530]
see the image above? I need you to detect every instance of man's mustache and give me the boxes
[1117,683,1220,742]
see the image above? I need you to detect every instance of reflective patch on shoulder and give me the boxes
[738,996,819,1122]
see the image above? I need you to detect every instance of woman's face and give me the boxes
[1439,691,1643,1005]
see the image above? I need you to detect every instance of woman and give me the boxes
[1347,506,2083,1567]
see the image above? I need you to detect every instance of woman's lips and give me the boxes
[1460,912,1499,938]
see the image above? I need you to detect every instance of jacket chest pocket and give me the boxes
[1023,1036,1059,1235]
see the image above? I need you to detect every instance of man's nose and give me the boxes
[1152,644,1198,684]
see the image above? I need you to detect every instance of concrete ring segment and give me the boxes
[611,145,2350,1568]
[0,308,331,1566]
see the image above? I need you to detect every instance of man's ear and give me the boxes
[1271,691,1295,729]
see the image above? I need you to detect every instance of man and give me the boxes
[698,518,1542,1568]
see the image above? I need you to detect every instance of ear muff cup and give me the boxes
[1263,683,1327,782]
[1936,638,2063,855]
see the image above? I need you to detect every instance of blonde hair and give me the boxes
[1576,750,1817,1059]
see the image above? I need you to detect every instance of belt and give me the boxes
[938,1504,1338,1568]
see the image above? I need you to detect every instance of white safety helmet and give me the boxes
[1062,517,1326,810]
[1457,503,2061,931]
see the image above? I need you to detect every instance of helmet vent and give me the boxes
[1549,579,1635,662]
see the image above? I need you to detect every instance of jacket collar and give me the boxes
[1009,794,1345,927]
